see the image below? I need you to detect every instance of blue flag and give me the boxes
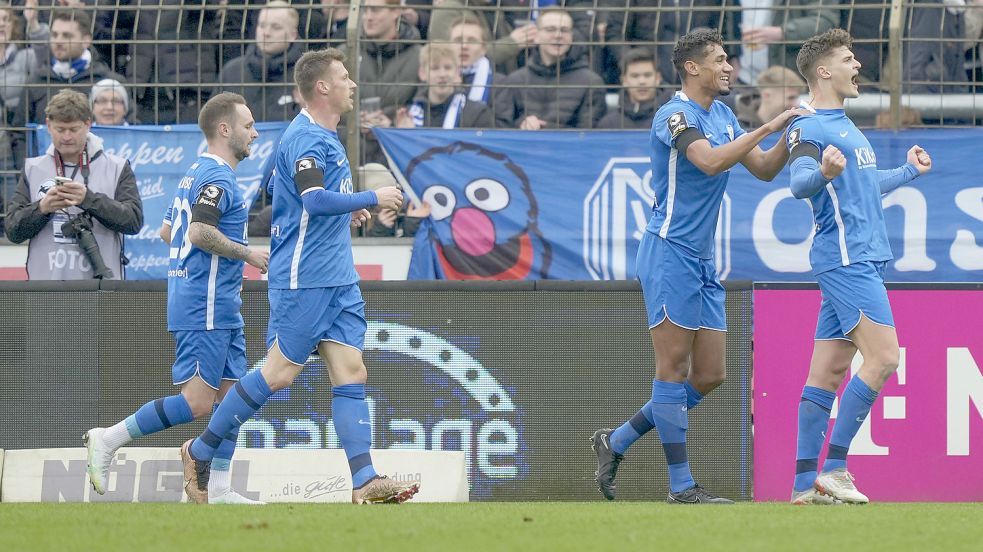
[375,128,983,282]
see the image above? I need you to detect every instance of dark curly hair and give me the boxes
[796,29,853,84]
[672,29,724,79]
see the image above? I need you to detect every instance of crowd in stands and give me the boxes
[0,0,981,236]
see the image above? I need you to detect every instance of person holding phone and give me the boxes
[5,89,143,280]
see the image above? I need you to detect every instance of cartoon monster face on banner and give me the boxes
[404,142,552,279]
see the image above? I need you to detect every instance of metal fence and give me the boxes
[0,0,980,231]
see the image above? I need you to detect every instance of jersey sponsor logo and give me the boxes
[787,127,801,151]
[195,184,224,208]
[667,112,688,139]
[726,124,735,141]
[855,146,877,169]
[296,157,317,173]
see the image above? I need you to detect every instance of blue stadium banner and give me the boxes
[33,123,289,279]
[375,128,983,282]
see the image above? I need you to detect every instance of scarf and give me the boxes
[462,56,493,104]
[410,93,467,129]
[51,49,92,81]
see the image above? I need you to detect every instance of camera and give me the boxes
[61,214,114,279]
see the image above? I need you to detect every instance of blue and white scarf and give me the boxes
[51,49,92,81]
[410,93,467,129]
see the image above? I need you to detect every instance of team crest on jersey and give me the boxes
[195,184,224,208]
[296,157,317,172]
[787,127,801,151]
[667,112,688,139]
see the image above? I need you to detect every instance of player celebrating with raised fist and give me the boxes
[785,29,932,505]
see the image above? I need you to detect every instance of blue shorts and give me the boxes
[815,261,895,341]
[267,284,367,365]
[171,328,247,390]
[636,232,726,331]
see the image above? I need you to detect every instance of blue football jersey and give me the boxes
[647,91,747,259]
[166,153,248,331]
[786,107,892,274]
[268,110,358,289]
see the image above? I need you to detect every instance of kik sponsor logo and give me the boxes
[246,321,527,499]
[855,147,877,170]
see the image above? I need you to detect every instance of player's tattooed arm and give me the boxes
[189,221,270,273]
[189,221,251,260]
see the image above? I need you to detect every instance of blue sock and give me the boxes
[333,384,378,488]
[683,380,704,410]
[609,400,655,455]
[190,370,272,461]
[609,379,704,455]
[823,377,878,473]
[126,394,193,438]
[793,386,835,492]
[649,380,695,493]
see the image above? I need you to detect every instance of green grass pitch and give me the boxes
[2,502,981,551]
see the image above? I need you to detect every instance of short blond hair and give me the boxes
[756,66,806,90]
[419,43,459,68]
[260,0,299,29]
[45,89,92,123]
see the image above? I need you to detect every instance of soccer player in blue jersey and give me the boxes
[180,49,420,505]
[784,29,931,505]
[84,92,269,504]
[592,29,806,504]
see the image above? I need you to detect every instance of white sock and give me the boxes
[209,468,231,496]
[101,421,133,451]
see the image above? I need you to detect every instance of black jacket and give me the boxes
[494,46,606,129]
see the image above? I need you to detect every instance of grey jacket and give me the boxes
[5,133,143,280]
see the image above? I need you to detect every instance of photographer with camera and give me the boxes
[5,89,143,279]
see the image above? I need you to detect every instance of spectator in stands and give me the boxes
[359,163,430,238]
[219,0,329,65]
[604,1,743,86]
[597,48,670,129]
[18,9,125,127]
[350,0,422,129]
[129,1,219,123]
[219,1,304,122]
[0,2,37,220]
[5,89,143,280]
[847,0,890,85]
[0,3,37,124]
[494,7,606,129]
[906,0,970,93]
[320,0,351,47]
[739,0,842,83]
[395,43,494,128]
[735,65,805,129]
[89,78,136,126]
[448,16,508,106]
[429,0,538,74]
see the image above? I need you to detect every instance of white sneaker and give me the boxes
[791,487,840,505]
[814,469,869,504]
[84,428,116,495]
[209,490,266,505]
